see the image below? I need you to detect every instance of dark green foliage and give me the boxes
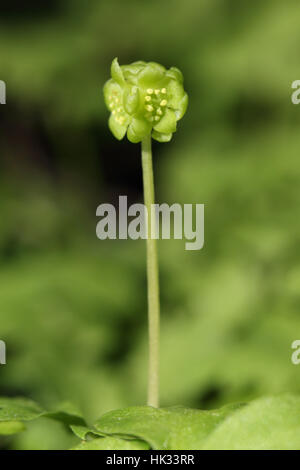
[1,395,300,450]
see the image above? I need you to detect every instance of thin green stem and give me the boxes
[141,135,160,408]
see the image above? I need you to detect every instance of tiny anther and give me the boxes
[145,96,152,102]
[154,89,160,95]
[147,88,154,94]
[156,108,162,115]
[146,105,154,112]
[160,99,167,106]
[161,88,167,94]
[109,103,114,108]
[154,116,160,121]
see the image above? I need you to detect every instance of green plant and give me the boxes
[1,394,300,450]
[0,58,300,451]
[103,58,188,407]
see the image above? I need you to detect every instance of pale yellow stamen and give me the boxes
[145,96,152,102]
[161,88,167,94]
[146,105,154,112]
[154,89,160,95]
[147,88,154,94]
[156,108,162,115]
[154,116,160,121]
[160,99,167,107]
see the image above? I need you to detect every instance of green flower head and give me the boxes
[103,58,188,143]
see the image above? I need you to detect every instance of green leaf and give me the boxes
[70,424,104,440]
[44,402,86,426]
[0,421,26,435]
[202,394,300,450]
[73,436,150,450]
[0,398,86,431]
[2,395,300,449]
[0,397,44,422]
[94,403,243,450]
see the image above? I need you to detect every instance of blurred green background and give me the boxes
[1,0,300,449]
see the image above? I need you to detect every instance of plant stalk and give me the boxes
[141,135,160,408]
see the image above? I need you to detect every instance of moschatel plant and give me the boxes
[104,58,188,409]
[0,59,300,450]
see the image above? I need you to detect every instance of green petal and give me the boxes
[137,64,165,88]
[154,108,177,134]
[108,114,128,140]
[167,79,186,111]
[122,63,146,86]
[122,61,146,76]
[122,63,147,86]
[147,62,166,73]
[111,58,125,86]
[166,66,183,83]
[127,128,141,143]
[123,86,140,115]
[103,80,121,109]
[152,131,173,143]
[127,118,151,143]
[174,92,188,120]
